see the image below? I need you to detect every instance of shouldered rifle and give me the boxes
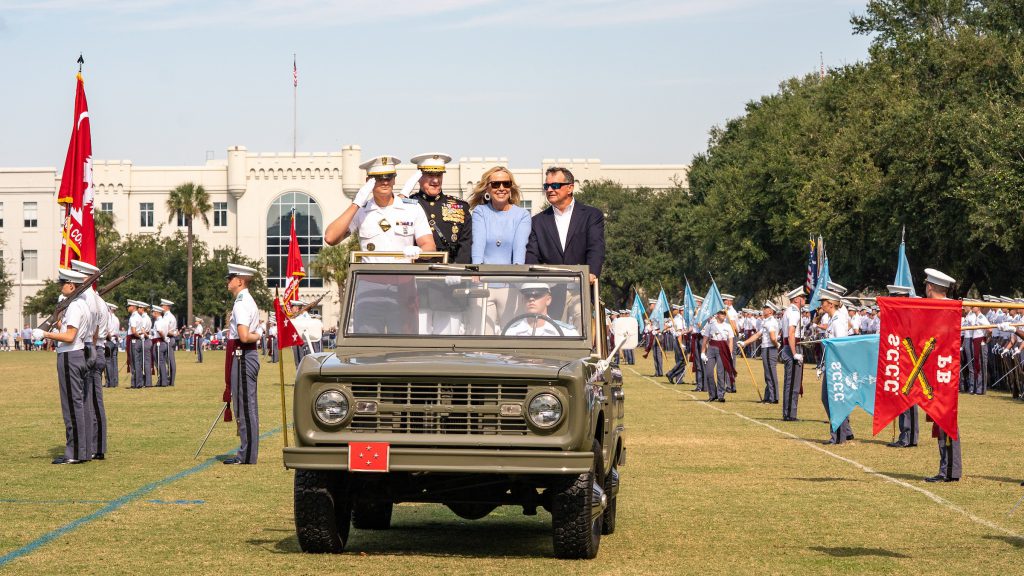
[295,292,327,316]
[37,250,126,331]
[97,262,145,298]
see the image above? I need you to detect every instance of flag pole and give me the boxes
[292,53,297,158]
[633,286,666,356]
[275,288,289,448]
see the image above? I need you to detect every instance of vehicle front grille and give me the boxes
[349,381,529,435]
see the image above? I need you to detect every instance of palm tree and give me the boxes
[166,182,211,324]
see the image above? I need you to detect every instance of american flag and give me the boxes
[804,237,817,296]
[293,54,298,87]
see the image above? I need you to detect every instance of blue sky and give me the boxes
[0,0,871,168]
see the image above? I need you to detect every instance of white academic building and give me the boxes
[0,145,688,330]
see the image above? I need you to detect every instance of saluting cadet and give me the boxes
[104,302,120,387]
[224,263,264,465]
[70,260,109,460]
[152,307,170,387]
[741,301,780,403]
[323,155,436,334]
[885,284,919,448]
[818,289,853,445]
[160,299,177,386]
[701,308,734,402]
[781,287,807,421]
[922,268,962,483]
[37,268,94,464]
[193,318,205,363]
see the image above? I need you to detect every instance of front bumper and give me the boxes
[283,446,594,475]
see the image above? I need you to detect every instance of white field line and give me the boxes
[625,367,1024,539]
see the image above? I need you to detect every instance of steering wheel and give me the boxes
[501,313,564,336]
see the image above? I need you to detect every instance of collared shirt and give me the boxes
[761,316,780,347]
[164,310,178,337]
[781,305,800,343]
[552,198,575,250]
[153,315,169,338]
[350,196,431,262]
[505,317,578,337]
[827,306,850,338]
[229,289,260,340]
[107,313,120,339]
[702,318,734,341]
[57,297,91,354]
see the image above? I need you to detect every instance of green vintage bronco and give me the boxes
[283,262,629,559]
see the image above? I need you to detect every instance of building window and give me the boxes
[213,202,228,227]
[140,203,154,228]
[176,210,187,227]
[22,249,38,279]
[23,202,37,228]
[520,200,533,214]
[266,192,323,288]
[100,202,113,214]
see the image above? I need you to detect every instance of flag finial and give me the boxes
[77,53,84,72]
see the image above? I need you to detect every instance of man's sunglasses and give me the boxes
[376,174,396,182]
[522,290,549,300]
[488,181,512,190]
[543,182,572,191]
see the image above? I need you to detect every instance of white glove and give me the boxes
[399,170,422,198]
[815,368,823,379]
[444,275,462,286]
[999,322,1013,332]
[794,353,804,364]
[700,352,708,363]
[353,178,376,208]
[32,328,45,341]
[403,245,422,260]
[1013,348,1021,358]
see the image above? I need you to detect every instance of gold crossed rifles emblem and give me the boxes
[900,336,936,400]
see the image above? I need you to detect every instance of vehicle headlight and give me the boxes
[314,390,349,426]
[528,393,563,429]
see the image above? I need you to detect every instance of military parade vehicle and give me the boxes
[284,260,630,559]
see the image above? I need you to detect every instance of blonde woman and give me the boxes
[468,167,532,333]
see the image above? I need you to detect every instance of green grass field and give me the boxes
[2,348,1023,575]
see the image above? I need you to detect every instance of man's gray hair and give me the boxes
[545,166,575,184]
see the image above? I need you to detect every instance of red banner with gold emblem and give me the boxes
[872,297,962,439]
[58,73,96,267]
[283,210,304,303]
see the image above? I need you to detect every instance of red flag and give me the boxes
[274,297,305,350]
[873,297,962,439]
[348,442,390,473]
[283,210,304,303]
[58,73,96,267]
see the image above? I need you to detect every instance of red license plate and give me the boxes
[348,442,390,472]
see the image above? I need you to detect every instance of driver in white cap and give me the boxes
[505,283,578,337]
[323,155,435,262]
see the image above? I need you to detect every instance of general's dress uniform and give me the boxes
[226,263,262,465]
[408,153,472,335]
[161,299,177,386]
[50,268,95,463]
[104,303,120,387]
[781,287,805,421]
[69,260,110,459]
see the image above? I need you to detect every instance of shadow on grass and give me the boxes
[252,515,552,558]
[982,535,1024,548]
[809,546,910,558]
[877,470,927,482]
[974,475,1023,484]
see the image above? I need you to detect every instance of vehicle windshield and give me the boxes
[345,272,586,339]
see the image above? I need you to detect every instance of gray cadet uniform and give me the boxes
[821,304,852,444]
[104,308,120,387]
[268,323,279,363]
[780,302,803,420]
[193,321,204,363]
[55,290,95,462]
[759,311,780,403]
[702,318,734,401]
[163,304,177,386]
[230,287,262,464]
[84,288,110,457]
[153,311,170,387]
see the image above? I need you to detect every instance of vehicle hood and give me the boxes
[318,349,580,380]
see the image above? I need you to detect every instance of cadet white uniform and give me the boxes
[163,306,177,386]
[760,313,781,403]
[104,309,120,387]
[505,318,578,337]
[153,313,170,387]
[55,285,95,463]
[349,197,431,263]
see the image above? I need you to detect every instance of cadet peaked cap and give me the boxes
[160,299,174,306]
[786,286,807,300]
[106,302,118,310]
[887,284,913,296]
[818,289,843,303]
[226,263,257,279]
[289,300,307,307]
[58,268,89,283]
[924,268,955,288]
[520,282,552,292]
[410,153,452,173]
[826,281,847,295]
[801,305,810,312]
[619,309,631,314]
[721,293,735,301]
[137,301,151,309]
[359,155,401,176]
[70,260,100,275]
[763,300,775,310]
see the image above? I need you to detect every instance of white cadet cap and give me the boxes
[721,293,735,301]
[137,301,150,309]
[289,300,306,307]
[887,284,913,296]
[70,260,100,275]
[1000,296,1014,303]
[763,300,775,309]
[818,289,843,303]
[410,153,452,173]
[924,268,955,288]
[520,282,552,292]
[106,302,118,310]
[359,155,401,176]
[160,299,174,306]
[58,268,89,283]
[826,281,847,295]
[786,286,807,300]
[226,263,257,279]
[801,305,810,312]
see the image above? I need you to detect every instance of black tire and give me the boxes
[351,501,393,530]
[294,469,351,553]
[446,502,498,520]
[602,464,619,535]
[551,440,604,559]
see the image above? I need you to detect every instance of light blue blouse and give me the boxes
[471,203,532,265]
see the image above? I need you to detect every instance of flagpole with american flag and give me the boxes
[804,235,817,297]
[293,53,297,158]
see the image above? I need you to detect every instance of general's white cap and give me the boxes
[359,155,401,176]
[70,260,100,275]
[160,299,174,306]
[58,268,89,283]
[410,153,452,173]
[226,263,257,279]
[924,268,955,288]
